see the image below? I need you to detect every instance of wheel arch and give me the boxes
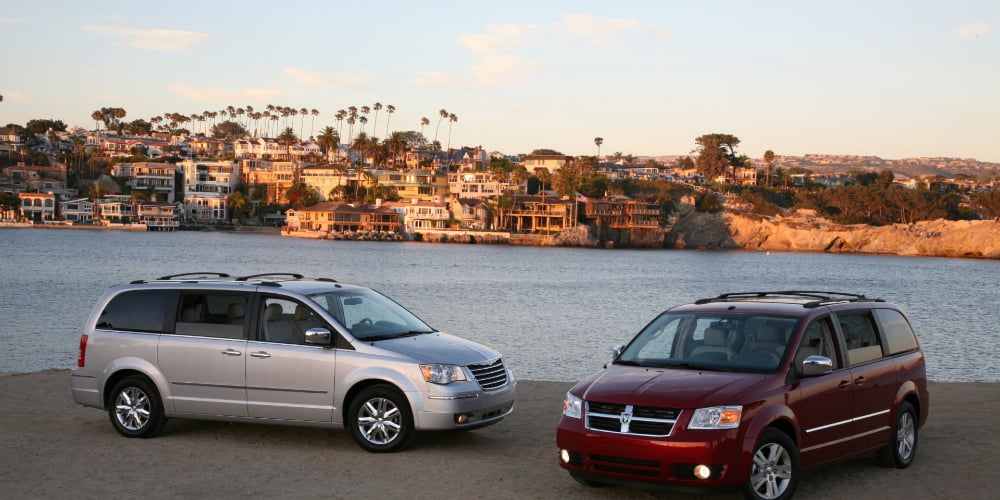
[101,359,169,410]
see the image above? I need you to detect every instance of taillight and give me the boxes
[77,334,88,367]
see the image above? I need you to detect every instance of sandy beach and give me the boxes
[1,370,997,499]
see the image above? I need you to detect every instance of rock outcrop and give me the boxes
[666,202,1000,259]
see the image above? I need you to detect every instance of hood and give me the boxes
[574,364,767,408]
[371,331,501,366]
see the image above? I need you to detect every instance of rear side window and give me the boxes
[839,312,884,365]
[97,290,175,333]
[875,309,919,354]
[174,292,248,339]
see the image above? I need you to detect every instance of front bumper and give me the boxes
[411,379,517,430]
[556,415,748,489]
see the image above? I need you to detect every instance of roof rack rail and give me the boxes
[694,291,883,308]
[234,273,304,282]
[156,272,231,280]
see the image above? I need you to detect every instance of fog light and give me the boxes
[560,449,571,464]
[455,413,469,424]
[694,464,712,480]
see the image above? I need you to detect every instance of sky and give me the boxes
[1,1,998,162]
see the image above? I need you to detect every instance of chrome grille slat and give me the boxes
[468,359,509,391]
[585,401,680,436]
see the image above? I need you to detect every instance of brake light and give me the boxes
[77,334,88,367]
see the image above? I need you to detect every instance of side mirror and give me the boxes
[612,344,625,361]
[304,328,333,345]
[801,355,833,377]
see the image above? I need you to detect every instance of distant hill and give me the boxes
[643,154,1000,180]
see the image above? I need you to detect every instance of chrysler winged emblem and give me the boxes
[619,405,633,432]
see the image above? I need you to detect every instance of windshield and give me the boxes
[615,312,800,373]
[308,288,436,341]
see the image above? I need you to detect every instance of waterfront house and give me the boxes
[584,196,661,230]
[300,164,354,201]
[18,192,57,222]
[180,160,241,195]
[110,162,178,202]
[97,195,135,224]
[60,197,95,223]
[496,194,577,233]
[449,196,492,230]
[381,199,450,232]
[136,201,179,230]
[286,202,401,234]
[182,192,228,223]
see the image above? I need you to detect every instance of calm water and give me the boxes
[1,228,997,382]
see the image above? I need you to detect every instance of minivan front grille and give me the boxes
[468,359,508,391]
[585,401,680,436]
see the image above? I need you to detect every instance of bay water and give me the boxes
[1,228,997,382]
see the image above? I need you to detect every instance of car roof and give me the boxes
[669,291,889,317]
[122,272,366,295]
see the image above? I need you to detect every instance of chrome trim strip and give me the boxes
[173,381,326,394]
[805,408,891,433]
[428,394,479,400]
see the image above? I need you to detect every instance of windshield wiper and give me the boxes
[363,330,435,342]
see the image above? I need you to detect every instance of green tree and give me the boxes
[694,133,741,181]
[317,126,340,160]
[212,120,248,140]
[26,119,68,134]
[226,191,247,221]
[278,127,298,161]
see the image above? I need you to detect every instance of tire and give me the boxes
[877,401,918,468]
[743,429,798,500]
[347,385,415,452]
[107,376,166,438]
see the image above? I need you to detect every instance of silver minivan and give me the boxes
[70,272,516,452]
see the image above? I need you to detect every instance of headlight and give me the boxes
[562,392,583,419]
[420,364,468,384]
[688,405,742,429]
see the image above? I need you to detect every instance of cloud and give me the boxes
[166,84,279,102]
[2,91,27,103]
[82,24,211,51]
[0,17,26,24]
[955,23,990,39]
[416,13,672,89]
[411,71,460,89]
[558,13,674,45]
[284,67,371,89]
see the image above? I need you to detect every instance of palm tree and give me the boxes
[278,127,298,161]
[763,150,775,187]
[434,108,448,143]
[317,126,339,161]
[299,107,308,137]
[335,110,346,139]
[420,117,430,142]
[385,131,407,168]
[594,137,604,166]
[446,113,458,152]
[384,104,395,138]
[91,110,103,131]
[226,191,247,222]
[309,109,319,138]
[360,106,371,136]
[371,102,382,136]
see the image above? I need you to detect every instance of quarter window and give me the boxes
[875,309,919,354]
[97,290,174,333]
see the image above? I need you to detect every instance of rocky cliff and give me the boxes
[665,202,1000,259]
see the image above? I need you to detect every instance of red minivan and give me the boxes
[557,291,928,500]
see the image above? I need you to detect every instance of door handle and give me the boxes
[221,349,242,356]
[250,351,272,359]
[853,376,867,385]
